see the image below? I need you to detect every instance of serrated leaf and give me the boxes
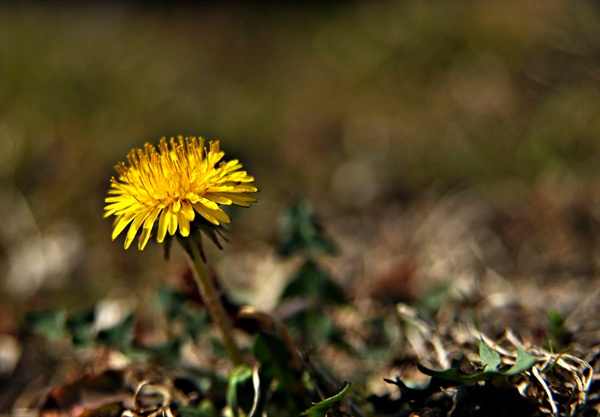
[66,308,96,348]
[301,382,352,417]
[479,338,501,371]
[252,332,294,381]
[503,347,538,376]
[156,286,188,320]
[417,364,495,384]
[252,332,303,412]
[280,260,345,305]
[155,286,207,342]
[418,343,539,384]
[26,309,67,340]
[97,313,135,352]
[277,201,337,258]
[147,338,182,360]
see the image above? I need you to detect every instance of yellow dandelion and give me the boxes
[104,136,258,250]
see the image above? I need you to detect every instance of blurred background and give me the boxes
[0,0,598,329]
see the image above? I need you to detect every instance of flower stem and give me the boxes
[179,234,244,366]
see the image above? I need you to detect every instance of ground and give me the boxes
[0,1,598,416]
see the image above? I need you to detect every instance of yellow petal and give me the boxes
[210,207,231,224]
[157,208,169,243]
[104,201,136,217]
[181,200,195,221]
[138,227,153,250]
[193,203,220,225]
[205,194,233,205]
[207,192,257,207]
[143,206,162,230]
[196,202,231,224]
[173,200,181,212]
[167,207,178,235]
[199,197,220,211]
[124,211,147,249]
[229,194,258,205]
[177,210,191,236]
[112,212,137,240]
[231,184,258,193]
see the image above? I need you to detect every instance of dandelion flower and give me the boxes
[105,136,258,250]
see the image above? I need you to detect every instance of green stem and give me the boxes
[179,234,244,366]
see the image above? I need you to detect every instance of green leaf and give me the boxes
[417,364,495,384]
[284,309,347,348]
[252,332,294,381]
[66,308,96,348]
[418,342,539,384]
[277,201,337,258]
[546,309,568,350]
[252,332,303,412]
[479,339,501,371]
[155,285,207,343]
[146,338,183,361]
[156,285,189,320]
[280,260,345,304]
[26,309,67,340]
[503,347,538,376]
[97,313,135,353]
[301,382,352,417]
[179,399,217,417]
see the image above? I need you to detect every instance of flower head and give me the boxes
[104,136,258,250]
